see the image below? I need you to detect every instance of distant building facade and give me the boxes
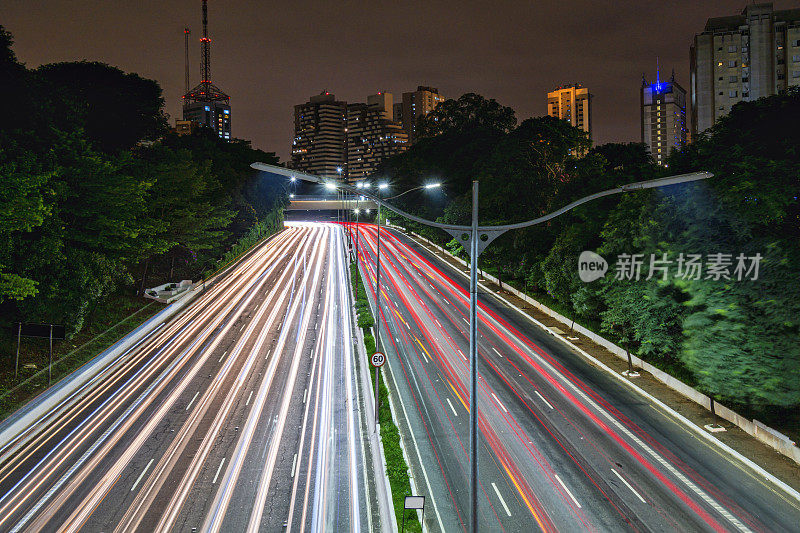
[346,92,408,181]
[690,2,800,137]
[182,101,231,139]
[547,84,592,153]
[291,91,409,180]
[641,70,687,166]
[396,86,446,142]
[175,120,198,136]
[291,92,348,179]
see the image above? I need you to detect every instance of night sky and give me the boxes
[4,1,798,161]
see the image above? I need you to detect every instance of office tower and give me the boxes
[547,84,593,142]
[641,69,687,166]
[182,0,231,140]
[690,2,800,137]
[347,92,409,181]
[399,86,446,142]
[291,92,348,179]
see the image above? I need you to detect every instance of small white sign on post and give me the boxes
[404,495,425,510]
[402,495,426,533]
[371,352,386,368]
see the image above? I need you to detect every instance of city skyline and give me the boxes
[4,0,799,161]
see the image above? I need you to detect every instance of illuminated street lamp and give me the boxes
[251,162,713,533]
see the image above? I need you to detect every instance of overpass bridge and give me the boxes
[287,195,377,211]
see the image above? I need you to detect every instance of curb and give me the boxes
[350,255,397,533]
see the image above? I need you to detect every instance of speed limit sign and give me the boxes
[371,352,386,368]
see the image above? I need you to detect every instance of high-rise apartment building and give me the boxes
[547,84,592,143]
[291,92,348,179]
[690,3,800,137]
[641,70,687,166]
[397,86,446,142]
[347,92,408,181]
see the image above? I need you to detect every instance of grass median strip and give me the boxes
[350,262,422,533]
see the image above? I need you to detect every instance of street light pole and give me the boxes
[251,162,713,533]
[375,187,384,426]
[468,181,479,533]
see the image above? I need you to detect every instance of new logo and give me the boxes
[578,251,608,282]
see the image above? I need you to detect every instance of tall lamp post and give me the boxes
[251,162,713,533]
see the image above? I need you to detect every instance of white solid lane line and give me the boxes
[491,393,508,413]
[611,468,647,503]
[130,459,154,492]
[534,390,554,410]
[185,391,200,411]
[446,398,458,417]
[491,482,512,517]
[212,458,226,485]
[555,474,582,509]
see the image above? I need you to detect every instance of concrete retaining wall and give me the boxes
[393,225,800,467]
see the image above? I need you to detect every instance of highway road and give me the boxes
[0,223,380,532]
[353,222,800,533]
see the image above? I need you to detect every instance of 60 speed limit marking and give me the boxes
[370,352,386,368]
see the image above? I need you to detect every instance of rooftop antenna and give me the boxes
[656,56,661,85]
[200,0,210,87]
[182,0,229,106]
[184,28,191,94]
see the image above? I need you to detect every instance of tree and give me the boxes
[416,93,516,139]
[0,26,37,134]
[10,131,152,333]
[35,61,168,153]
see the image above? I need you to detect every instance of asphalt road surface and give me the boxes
[353,222,800,533]
[0,222,379,533]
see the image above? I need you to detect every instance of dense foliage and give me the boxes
[379,90,800,412]
[0,26,286,336]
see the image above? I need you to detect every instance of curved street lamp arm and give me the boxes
[250,163,712,232]
[383,186,425,201]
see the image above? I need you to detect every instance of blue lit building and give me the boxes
[182,101,231,140]
[641,69,687,166]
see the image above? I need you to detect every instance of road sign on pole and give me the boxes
[370,352,386,368]
[371,351,385,430]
